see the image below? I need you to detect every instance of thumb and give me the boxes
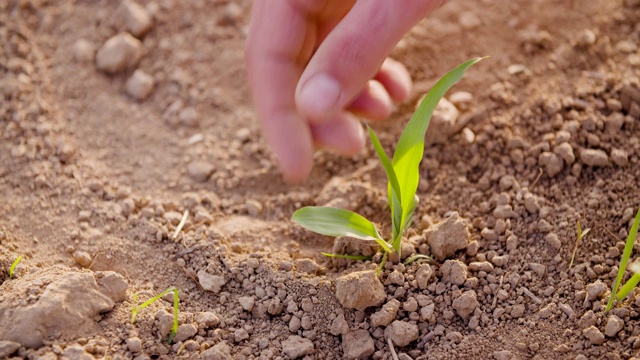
[295,0,447,123]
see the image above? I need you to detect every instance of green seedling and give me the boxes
[9,255,23,278]
[606,207,640,311]
[569,220,591,269]
[292,58,483,272]
[403,254,434,266]
[131,287,179,343]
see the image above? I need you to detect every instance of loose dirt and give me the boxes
[2,0,640,359]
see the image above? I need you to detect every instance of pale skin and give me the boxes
[245,0,447,183]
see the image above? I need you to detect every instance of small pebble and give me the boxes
[95,33,142,74]
[125,70,154,100]
[73,251,92,268]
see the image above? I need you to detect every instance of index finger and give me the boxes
[245,1,320,183]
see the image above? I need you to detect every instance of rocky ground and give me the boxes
[2,0,640,359]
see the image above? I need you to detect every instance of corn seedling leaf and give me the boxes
[606,207,640,311]
[617,273,640,303]
[320,252,371,261]
[292,207,391,252]
[368,125,403,240]
[131,287,179,344]
[9,255,23,278]
[392,58,484,234]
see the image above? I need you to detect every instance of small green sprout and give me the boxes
[606,207,640,311]
[403,254,434,266]
[569,220,591,269]
[292,58,483,271]
[9,255,23,278]
[131,287,179,343]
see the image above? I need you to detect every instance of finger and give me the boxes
[311,113,365,156]
[296,0,446,123]
[346,80,393,121]
[245,0,322,183]
[374,58,412,103]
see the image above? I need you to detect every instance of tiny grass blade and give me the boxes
[293,207,392,252]
[320,252,371,261]
[368,125,403,239]
[403,254,433,266]
[131,287,179,344]
[392,58,484,227]
[606,207,640,311]
[569,220,590,269]
[9,255,23,278]
[167,288,179,344]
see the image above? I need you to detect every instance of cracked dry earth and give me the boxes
[2,0,640,359]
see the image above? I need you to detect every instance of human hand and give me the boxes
[245,0,447,183]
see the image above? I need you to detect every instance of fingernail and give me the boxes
[298,73,341,120]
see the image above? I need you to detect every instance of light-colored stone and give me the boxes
[554,142,575,164]
[63,345,95,360]
[440,260,468,286]
[416,264,433,289]
[238,296,255,311]
[187,160,214,182]
[586,280,607,301]
[384,320,419,347]
[425,97,461,145]
[113,0,153,37]
[425,212,469,261]
[334,271,385,311]
[539,151,564,177]
[126,337,142,353]
[73,250,92,268]
[281,336,314,358]
[493,350,515,360]
[370,299,400,328]
[125,70,154,100]
[452,290,478,319]
[580,149,610,167]
[197,270,226,293]
[511,304,526,318]
[0,341,20,358]
[195,312,220,328]
[468,261,494,273]
[201,342,232,360]
[330,314,349,336]
[578,310,597,329]
[604,315,624,337]
[611,148,629,167]
[173,323,197,343]
[342,329,375,360]
[0,268,128,348]
[583,326,605,345]
[95,32,142,74]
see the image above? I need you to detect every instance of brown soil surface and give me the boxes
[2,0,640,359]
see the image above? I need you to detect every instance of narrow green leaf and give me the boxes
[368,126,402,203]
[392,58,484,224]
[607,207,640,311]
[9,255,23,278]
[292,207,391,252]
[403,254,434,266]
[403,195,419,230]
[320,252,371,261]
[168,288,179,344]
[617,273,640,303]
[368,125,403,239]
